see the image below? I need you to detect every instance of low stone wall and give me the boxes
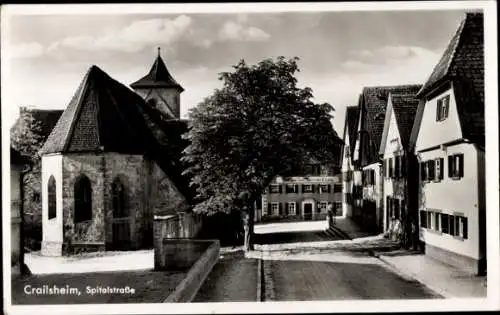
[162,240,220,302]
[153,212,203,243]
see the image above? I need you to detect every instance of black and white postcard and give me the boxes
[1,1,498,314]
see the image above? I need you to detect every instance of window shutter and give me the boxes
[294,184,298,193]
[311,184,316,193]
[389,158,393,178]
[462,217,468,239]
[267,203,271,214]
[301,184,306,193]
[449,215,455,235]
[436,99,441,121]
[458,154,464,177]
[327,184,331,193]
[444,95,450,118]
[439,158,444,180]
[448,155,453,178]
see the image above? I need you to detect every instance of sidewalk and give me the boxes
[330,217,379,239]
[373,250,487,298]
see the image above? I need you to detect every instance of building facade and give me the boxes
[341,106,358,219]
[352,85,421,233]
[39,53,192,256]
[257,163,342,223]
[379,93,421,244]
[413,12,485,275]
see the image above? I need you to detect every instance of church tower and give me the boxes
[131,48,184,119]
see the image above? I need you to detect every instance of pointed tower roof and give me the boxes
[40,65,158,155]
[130,48,184,91]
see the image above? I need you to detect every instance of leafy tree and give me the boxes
[10,108,46,251]
[182,57,342,251]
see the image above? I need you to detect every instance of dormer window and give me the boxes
[436,95,450,121]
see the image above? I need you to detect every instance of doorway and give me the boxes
[303,203,313,221]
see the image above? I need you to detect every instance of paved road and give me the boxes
[262,252,441,301]
[193,250,258,302]
[254,220,343,245]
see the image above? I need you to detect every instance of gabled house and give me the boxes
[352,84,422,232]
[379,93,421,244]
[39,64,190,256]
[412,12,485,275]
[341,106,359,218]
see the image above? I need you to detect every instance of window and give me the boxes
[434,212,441,231]
[448,154,464,179]
[285,184,298,193]
[394,156,401,178]
[441,213,449,234]
[454,215,468,239]
[334,184,342,193]
[363,169,375,185]
[271,203,279,216]
[435,158,444,181]
[436,94,450,121]
[427,160,435,181]
[288,202,296,215]
[388,158,394,178]
[262,201,268,216]
[420,162,427,181]
[302,184,313,193]
[269,184,281,194]
[320,184,331,193]
[112,178,127,218]
[420,210,427,228]
[317,201,328,213]
[74,175,92,223]
[48,176,56,220]
[427,211,432,229]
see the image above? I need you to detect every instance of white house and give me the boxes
[413,12,485,275]
[379,93,421,242]
[341,106,358,218]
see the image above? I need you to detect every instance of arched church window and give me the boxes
[74,175,92,223]
[112,178,127,218]
[48,176,56,220]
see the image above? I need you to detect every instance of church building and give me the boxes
[40,50,193,256]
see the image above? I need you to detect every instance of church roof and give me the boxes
[416,12,484,145]
[130,50,184,91]
[391,94,420,149]
[40,65,158,155]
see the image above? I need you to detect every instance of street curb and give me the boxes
[373,253,447,299]
[257,257,263,302]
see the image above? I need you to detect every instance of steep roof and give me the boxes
[345,106,359,152]
[130,51,184,91]
[417,12,484,145]
[358,84,422,165]
[136,104,196,202]
[391,94,421,149]
[40,65,159,155]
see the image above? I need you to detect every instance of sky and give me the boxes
[2,8,469,136]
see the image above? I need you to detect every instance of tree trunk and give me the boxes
[243,208,255,252]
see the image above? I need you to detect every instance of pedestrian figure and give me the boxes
[326,203,334,227]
